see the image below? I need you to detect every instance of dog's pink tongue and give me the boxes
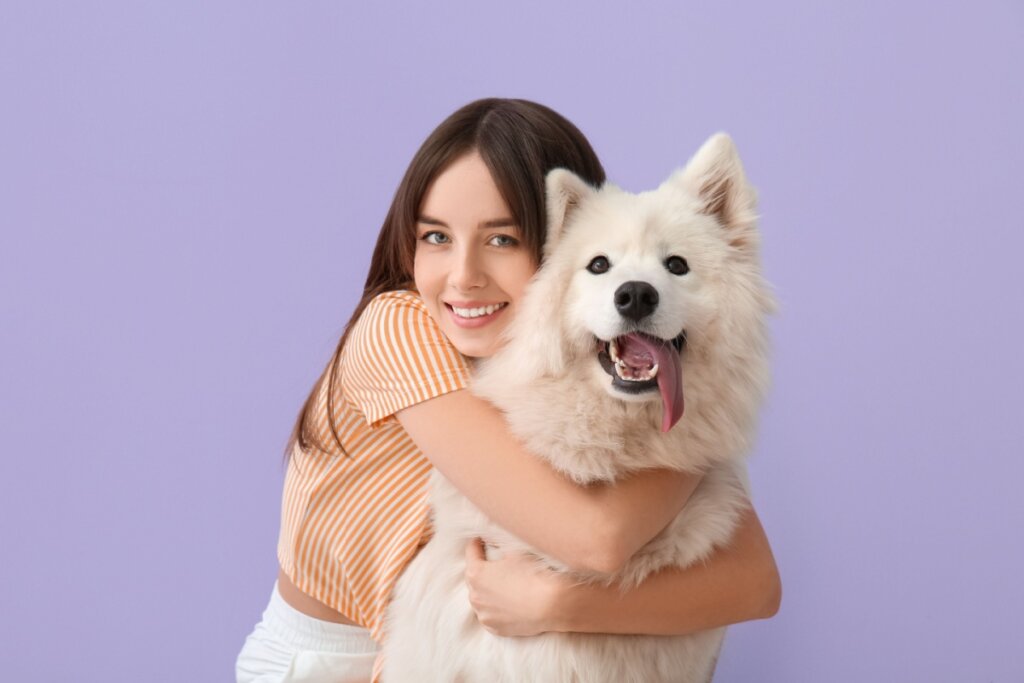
[619,334,684,432]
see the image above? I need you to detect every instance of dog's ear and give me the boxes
[674,133,759,251]
[496,168,593,379]
[545,168,594,256]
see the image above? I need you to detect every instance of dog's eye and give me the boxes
[665,256,689,276]
[586,256,610,274]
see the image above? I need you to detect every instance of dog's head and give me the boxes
[504,133,770,433]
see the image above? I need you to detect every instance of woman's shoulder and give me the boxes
[358,286,430,331]
[350,288,452,353]
[342,288,469,425]
[365,289,428,313]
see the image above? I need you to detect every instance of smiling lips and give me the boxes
[446,301,509,328]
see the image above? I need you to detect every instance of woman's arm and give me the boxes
[464,505,781,636]
[396,389,701,575]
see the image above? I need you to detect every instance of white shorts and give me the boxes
[236,582,380,683]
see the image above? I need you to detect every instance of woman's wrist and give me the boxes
[547,572,586,633]
[542,507,781,636]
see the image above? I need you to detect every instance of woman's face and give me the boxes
[414,150,538,358]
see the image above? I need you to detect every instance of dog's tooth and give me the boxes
[610,339,619,362]
[617,361,641,382]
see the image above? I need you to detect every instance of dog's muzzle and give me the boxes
[596,331,686,432]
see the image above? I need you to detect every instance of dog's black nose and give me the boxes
[614,281,659,321]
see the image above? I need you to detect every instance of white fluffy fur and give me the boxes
[382,133,774,682]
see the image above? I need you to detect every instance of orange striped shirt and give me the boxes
[277,290,470,644]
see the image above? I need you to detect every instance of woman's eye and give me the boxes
[587,256,610,274]
[489,234,519,247]
[421,231,449,245]
[665,255,689,275]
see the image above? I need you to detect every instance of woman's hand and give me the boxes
[464,539,567,637]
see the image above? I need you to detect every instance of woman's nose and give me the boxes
[450,247,487,291]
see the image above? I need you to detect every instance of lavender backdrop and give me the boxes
[2,2,1022,681]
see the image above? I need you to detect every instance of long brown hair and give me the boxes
[288,98,606,458]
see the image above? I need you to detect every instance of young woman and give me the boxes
[236,98,780,683]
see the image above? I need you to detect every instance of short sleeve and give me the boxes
[341,291,471,427]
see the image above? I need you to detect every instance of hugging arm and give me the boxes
[396,388,700,575]
[465,504,781,636]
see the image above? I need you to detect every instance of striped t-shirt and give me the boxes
[277,289,471,643]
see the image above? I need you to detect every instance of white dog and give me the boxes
[383,133,773,682]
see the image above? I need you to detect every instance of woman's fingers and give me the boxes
[465,538,486,574]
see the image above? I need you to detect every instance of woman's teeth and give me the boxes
[451,303,507,318]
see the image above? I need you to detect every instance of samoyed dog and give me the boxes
[382,133,773,682]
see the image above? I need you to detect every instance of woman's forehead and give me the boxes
[420,151,515,224]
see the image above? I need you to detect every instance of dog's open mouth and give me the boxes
[597,332,686,432]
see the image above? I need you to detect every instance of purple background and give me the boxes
[2,2,1022,681]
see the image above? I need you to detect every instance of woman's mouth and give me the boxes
[445,302,509,328]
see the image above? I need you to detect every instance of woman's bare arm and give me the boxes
[554,506,781,634]
[464,505,781,636]
[396,388,701,575]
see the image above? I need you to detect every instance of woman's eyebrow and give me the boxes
[417,215,517,229]
[480,218,517,228]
